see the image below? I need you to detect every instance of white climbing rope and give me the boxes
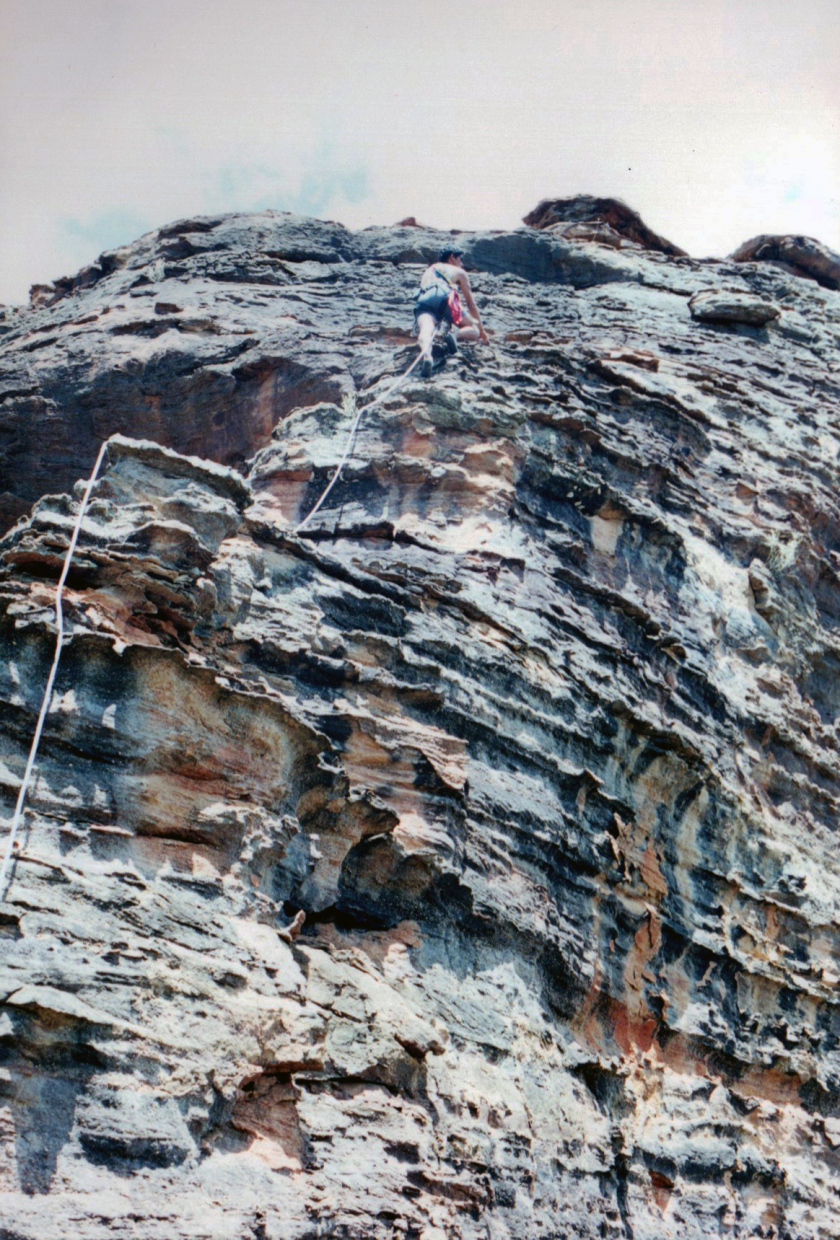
[0,344,434,894]
[0,439,110,898]
[292,347,427,535]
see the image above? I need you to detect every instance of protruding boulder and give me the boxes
[688,288,780,326]
[523,195,687,256]
[730,234,840,290]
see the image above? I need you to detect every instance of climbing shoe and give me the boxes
[420,357,433,379]
[442,331,457,356]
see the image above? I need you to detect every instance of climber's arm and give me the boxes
[455,270,489,343]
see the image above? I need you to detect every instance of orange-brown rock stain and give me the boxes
[648,1168,674,1213]
[232,1072,306,1171]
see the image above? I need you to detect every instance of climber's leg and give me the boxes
[416,311,438,359]
[416,311,440,377]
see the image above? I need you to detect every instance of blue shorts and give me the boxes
[414,287,452,328]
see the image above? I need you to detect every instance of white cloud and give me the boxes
[0,0,837,303]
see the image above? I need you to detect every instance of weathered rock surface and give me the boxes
[730,234,840,292]
[2,200,840,1238]
[688,289,781,326]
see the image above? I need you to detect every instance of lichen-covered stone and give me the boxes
[1,201,840,1238]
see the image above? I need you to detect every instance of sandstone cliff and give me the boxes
[1,203,840,1239]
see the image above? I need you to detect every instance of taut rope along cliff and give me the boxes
[0,439,110,897]
[292,350,424,534]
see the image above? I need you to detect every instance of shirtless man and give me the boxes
[414,247,489,378]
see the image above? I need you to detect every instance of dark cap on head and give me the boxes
[437,246,464,263]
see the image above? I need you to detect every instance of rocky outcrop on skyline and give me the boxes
[522,195,688,256]
[730,234,840,292]
[1,201,840,1238]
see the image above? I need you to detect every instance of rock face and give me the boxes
[2,201,840,1238]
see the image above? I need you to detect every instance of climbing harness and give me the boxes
[293,346,428,535]
[0,439,111,898]
[414,265,463,328]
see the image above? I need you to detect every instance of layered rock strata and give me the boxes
[1,206,840,1238]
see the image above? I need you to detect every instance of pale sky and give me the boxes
[1,0,838,305]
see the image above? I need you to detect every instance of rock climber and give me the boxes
[414,247,489,378]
